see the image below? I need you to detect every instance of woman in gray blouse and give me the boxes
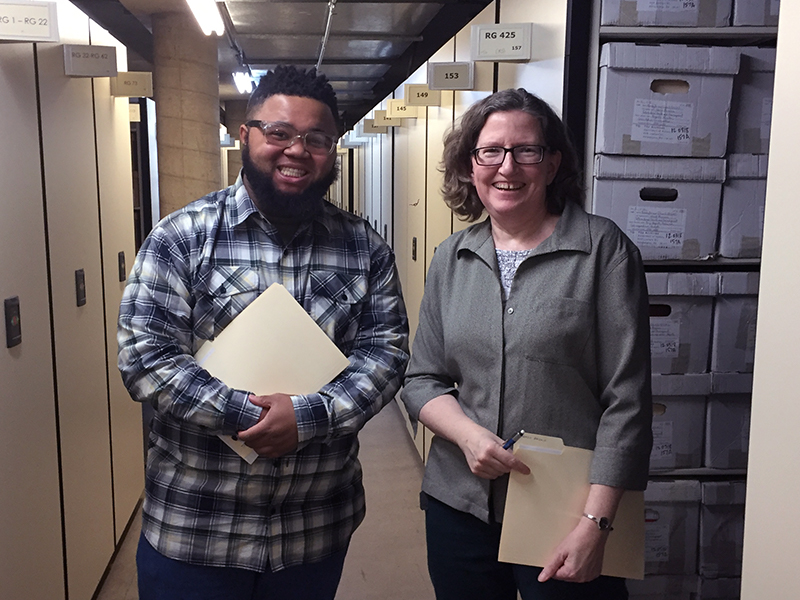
[401,89,652,600]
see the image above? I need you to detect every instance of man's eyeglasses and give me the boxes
[246,120,339,155]
[471,145,548,166]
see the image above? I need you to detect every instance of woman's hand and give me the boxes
[458,425,530,480]
[417,394,529,480]
[537,517,607,583]
[538,484,624,583]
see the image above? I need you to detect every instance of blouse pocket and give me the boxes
[523,296,593,367]
[307,270,368,352]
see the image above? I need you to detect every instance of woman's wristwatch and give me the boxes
[583,513,614,531]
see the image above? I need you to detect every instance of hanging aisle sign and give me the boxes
[428,62,474,90]
[362,119,388,134]
[63,44,117,77]
[373,110,402,127]
[471,23,533,62]
[0,1,59,42]
[111,71,154,97]
[404,84,441,107]
[387,99,418,119]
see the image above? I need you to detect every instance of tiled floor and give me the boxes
[96,399,434,600]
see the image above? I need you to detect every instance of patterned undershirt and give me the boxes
[495,248,532,299]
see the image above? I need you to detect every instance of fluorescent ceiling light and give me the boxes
[233,72,255,94]
[186,0,225,36]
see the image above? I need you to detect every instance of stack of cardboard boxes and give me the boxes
[591,1,778,598]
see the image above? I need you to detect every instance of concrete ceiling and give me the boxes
[73,0,492,129]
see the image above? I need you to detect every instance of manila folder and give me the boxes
[194,283,350,463]
[498,433,645,580]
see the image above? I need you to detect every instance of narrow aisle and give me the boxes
[336,399,434,599]
[96,399,433,600]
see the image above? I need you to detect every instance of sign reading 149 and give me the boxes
[470,22,533,62]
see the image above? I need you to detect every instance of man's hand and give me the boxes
[237,393,299,458]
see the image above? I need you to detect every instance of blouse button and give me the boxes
[507,307,514,314]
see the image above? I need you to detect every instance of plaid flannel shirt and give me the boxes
[118,176,409,571]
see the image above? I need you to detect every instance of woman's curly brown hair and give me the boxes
[441,88,584,222]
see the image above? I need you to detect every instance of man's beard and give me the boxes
[241,142,339,223]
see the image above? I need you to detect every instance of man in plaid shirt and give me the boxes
[118,66,409,600]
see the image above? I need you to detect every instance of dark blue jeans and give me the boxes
[424,495,628,600]
[136,532,347,600]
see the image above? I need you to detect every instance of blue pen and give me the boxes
[502,429,525,450]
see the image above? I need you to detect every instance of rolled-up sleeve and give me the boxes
[590,247,653,490]
[292,237,410,445]
[117,218,261,434]
[401,250,458,421]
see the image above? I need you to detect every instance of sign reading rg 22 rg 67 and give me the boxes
[0,1,59,42]
[471,23,532,62]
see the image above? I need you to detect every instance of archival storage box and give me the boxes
[596,43,739,157]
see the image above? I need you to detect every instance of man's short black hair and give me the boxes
[247,65,342,132]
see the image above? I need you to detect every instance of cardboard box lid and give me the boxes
[727,154,769,179]
[645,479,702,502]
[595,155,727,182]
[652,373,712,396]
[701,577,742,597]
[711,372,754,394]
[702,480,747,505]
[717,271,761,295]
[646,272,719,296]
[739,47,777,73]
[600,43,740,75]
[628,575,700,595]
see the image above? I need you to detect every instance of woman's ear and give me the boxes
[546,150,562,185]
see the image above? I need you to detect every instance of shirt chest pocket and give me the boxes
[522,297,593,367]
[307,271,368,353]
[194,267,262,343]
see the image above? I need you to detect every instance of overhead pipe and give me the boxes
[316,0,337,73]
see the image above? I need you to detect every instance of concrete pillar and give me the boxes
[152,11,221,217]
[225,99,247,186]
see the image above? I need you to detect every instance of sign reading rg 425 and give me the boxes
[484,30,516,39]
[471,23,533,62]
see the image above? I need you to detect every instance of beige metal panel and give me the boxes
[741,4,800,597]
[37,1,116,597]
[89,20,145,542]
[497,0,568,112]
[0,42,66,600]
[364,135,373,224]
[374,132,384,235]
[455,1,497,95]
[339,150,350,211]
[350,146,361,217]
[368,134,381,230]
[421,113,451,255]
[359,144,367,220]
[391,96,411,303]
[377,99,394,246]
[452,7,495,234]
[393,82,427,348]
[395,398,424,459]
[392,79,429,461]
